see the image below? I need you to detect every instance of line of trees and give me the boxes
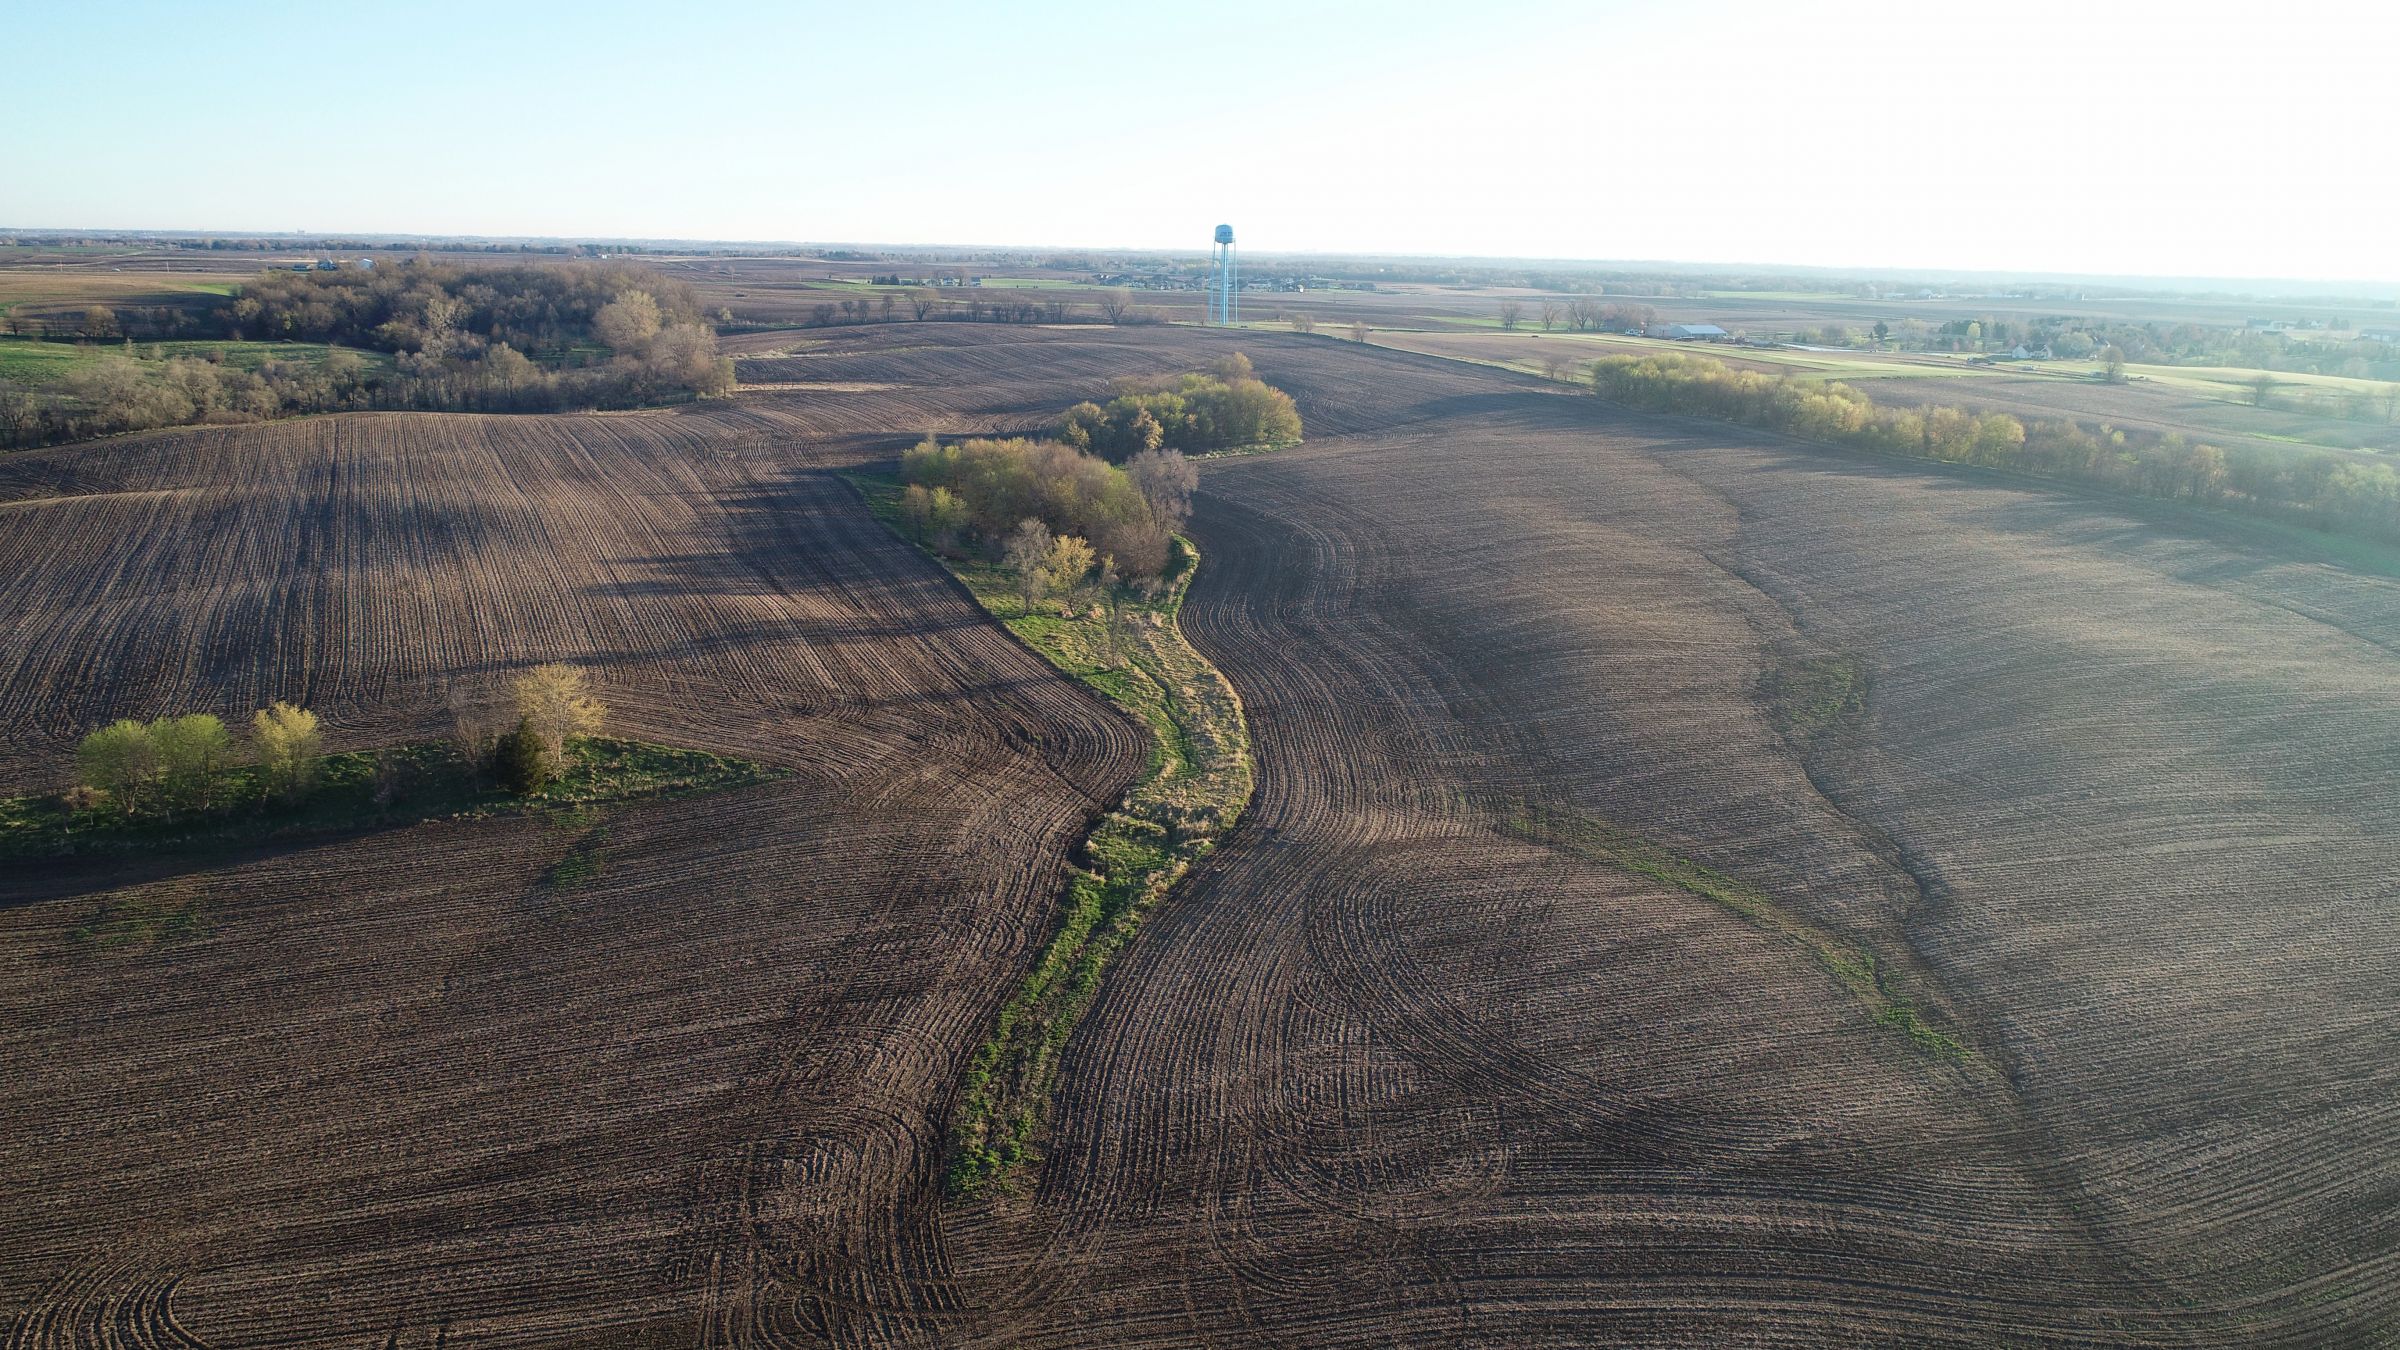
[805,287,1163,329]
[72,702,320,820]
[1056,353,1302,461]
[1588,352,2400,542]
[1532,300,1655,333]
[65,665,609,820]
[1,262,734,450]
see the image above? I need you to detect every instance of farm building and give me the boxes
[1653,323,1728,341]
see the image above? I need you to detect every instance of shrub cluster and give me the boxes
[1058,353,1302,461]
[900,436,1192,578]
[1590,352,2400,543]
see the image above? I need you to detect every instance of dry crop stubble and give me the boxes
[903,331,2397,1346]
[0,378,1149,1343]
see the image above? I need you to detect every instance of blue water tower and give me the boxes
[1212,224,1237,326]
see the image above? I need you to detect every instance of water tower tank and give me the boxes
[1215,224,1235,245]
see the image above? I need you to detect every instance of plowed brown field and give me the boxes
[3,326,2393,1346]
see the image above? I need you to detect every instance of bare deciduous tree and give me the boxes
[1127,448,1198,530]
[593,291,662,352]
[1003,518,1054,615]
[1498,300,1524,332]
[512,663,607,774]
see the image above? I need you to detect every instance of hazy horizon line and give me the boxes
[9,225,2398,298]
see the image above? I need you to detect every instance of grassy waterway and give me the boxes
[851,471,1255,1196]
[1501,801,1968,1061]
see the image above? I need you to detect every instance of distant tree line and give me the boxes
[1535,300,1656,334]
[1057,353,1302,460]
[1,261,734,450]
[1588,352,2400,543]
[805,287,1162,329]
[1743,313,2400,395]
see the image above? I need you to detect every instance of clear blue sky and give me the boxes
[6,0,2395,281]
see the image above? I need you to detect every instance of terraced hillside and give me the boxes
[2,324,2393,1346]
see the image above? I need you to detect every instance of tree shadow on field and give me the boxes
[568,464,1103,699]
[0,814,531,915]
[578,468,909,605]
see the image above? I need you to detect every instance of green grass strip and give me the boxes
[1501,801,1968,1061]
[849,470,1256,1196]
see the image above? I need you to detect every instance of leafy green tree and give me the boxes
[1209,352,1255,383]
[495,719,555,796]
[151,713,232,816]
[1043,534,1096,612]
[252,701,323,803]
[76,720,159,814]
[901,483,939,539]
